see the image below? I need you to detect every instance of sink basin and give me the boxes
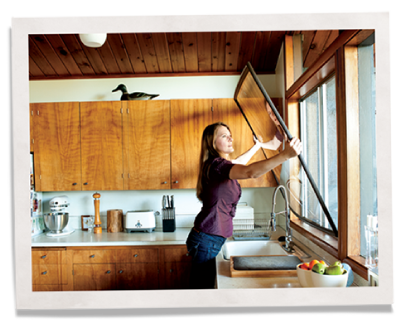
[221,240,289,260]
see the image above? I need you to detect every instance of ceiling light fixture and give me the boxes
[79,33,107,48]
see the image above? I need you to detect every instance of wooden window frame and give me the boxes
[284,29,375,280]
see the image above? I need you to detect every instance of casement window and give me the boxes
[285,30,377,279]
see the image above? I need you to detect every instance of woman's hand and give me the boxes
[282,137,302,159]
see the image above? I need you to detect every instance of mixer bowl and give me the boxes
[44,212,69,233]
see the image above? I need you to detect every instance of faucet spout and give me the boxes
[271,185,294,253]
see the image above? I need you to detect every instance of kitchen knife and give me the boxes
[167,195,171,209]
[170,195,174,209]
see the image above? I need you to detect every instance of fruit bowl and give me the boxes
[310,269,348,287]
[296,264,313,287]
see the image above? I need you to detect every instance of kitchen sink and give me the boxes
[221,240,289,260]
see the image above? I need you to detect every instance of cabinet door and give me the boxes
[80,101,124,190]
[170,99,213,189]
[30,102,81,191]
[212,98,278,188]
[73,263,116,291]
[116,263,159,290]
[160,246,191,289]
[123,100,171,190]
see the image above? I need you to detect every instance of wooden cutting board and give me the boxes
[230,255,302,278]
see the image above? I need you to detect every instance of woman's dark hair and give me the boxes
[196,122,231,201]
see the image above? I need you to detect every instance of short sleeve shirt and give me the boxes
[194,157,242,238]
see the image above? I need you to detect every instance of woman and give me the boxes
[186,122,302,289]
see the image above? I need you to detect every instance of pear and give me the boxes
[312,262,327,274]
[330,261,342,268]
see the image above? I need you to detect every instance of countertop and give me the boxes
[31,227,191,247]
[31,227,310,289]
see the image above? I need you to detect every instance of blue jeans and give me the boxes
[186,228,226,289]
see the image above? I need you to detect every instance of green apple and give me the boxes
[330,261,342,268]
[312,262,327,274]
[325,265,343,275]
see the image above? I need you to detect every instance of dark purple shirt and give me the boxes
[194,157,242,238]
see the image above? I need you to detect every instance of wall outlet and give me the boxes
[368,269,379,286]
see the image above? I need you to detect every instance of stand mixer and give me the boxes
[44,195,75,237]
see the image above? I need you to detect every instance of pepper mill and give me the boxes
[93,192,102,234]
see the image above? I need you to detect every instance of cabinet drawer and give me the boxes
[32,265,60,285]
[72,250,115,263]
[73,263,116,291]
[116,248,158,263]
[32,250,64,265]
[163,246,191,262]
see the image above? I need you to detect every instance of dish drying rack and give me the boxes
[232,205,270,240]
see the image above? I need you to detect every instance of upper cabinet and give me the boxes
[31,102,82,191]
[123,100,171,190]
[170,99,213,189]
[30,98,279,191]
[80,101,124,191]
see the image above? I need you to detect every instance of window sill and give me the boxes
[291,218,370,280]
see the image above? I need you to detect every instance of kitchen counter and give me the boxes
[31,228,191,247]
[31,227,310,289]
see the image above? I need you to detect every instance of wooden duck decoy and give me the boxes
[112,84,159,100]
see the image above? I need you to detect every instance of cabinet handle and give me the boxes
[84,182,88,185]
[41,255,47,259]
[106,270,111,274]
[169,269,174,273]
[162,181,167,184]
[72,183,77,186]
[173,181,179,184]
[42,271,47,275]
[134,254,138,258]
[119,270,123,274]
[90,255,95,258]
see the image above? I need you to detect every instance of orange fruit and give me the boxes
[319,260,327,266]
[299,262,310,270]
[308,260,320,270]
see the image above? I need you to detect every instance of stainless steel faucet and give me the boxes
[270,185,294,253]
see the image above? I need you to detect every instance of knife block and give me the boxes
[162,208,176,232]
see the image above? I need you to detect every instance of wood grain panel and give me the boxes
[170,99,213,189]
[304,30,332,68]
[31,102,81,191]
[116,263,159,290]
[182,32,198,72]
[262,31,286,71]
[107,33,134,74]
[123,100,171,190]
[225,32,241,71]
[97,40,124,74]
[238,31,256,71]
[29,56,45,77]
[212,32,226,72]
[73,264,116,290]
[80,101,124,191]
[197,32,212,72]
[136,33,159,73]
[29,37,57,76]
[121,33,147,74]
[60,34,95,75]
[152,33,172,73]
[252,31,271,70]
[45,34,83,76]
[32,265,61,285]
[116,248,159,263]
[80,43,108,75]
[72,249,116,264]
[167,32,186,73]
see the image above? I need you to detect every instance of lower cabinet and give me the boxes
[32,245,191,291]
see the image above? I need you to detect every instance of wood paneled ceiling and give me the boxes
[29,30,339,81]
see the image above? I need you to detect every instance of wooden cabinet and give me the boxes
[115,248,159,290]
[31,248,67,291]
[212,98,278,188]
[122,100,171,190]
[159,245,191,289]
[30,98,278,191]
[80,101,124,190]
[30,102,82,191]
[170,99,213,189]
[32,245,191,291]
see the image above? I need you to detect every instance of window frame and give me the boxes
[284,30,375,280]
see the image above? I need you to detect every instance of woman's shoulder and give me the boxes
[209,157,234,179]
